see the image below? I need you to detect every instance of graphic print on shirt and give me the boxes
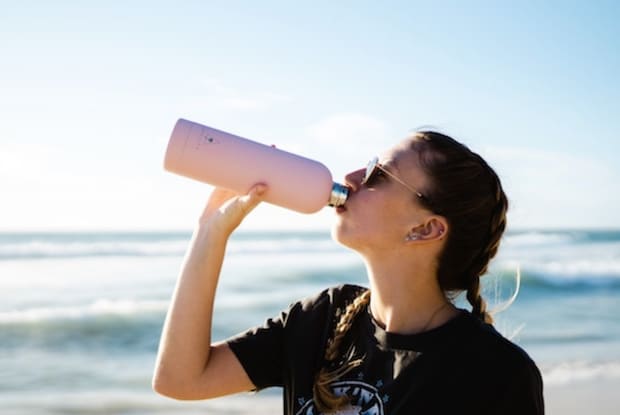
[295,380,385,415]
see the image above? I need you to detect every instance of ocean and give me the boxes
[1,229,619,414]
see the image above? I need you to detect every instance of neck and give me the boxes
[363,255,457,334]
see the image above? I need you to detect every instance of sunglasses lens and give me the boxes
[363,157,379,186]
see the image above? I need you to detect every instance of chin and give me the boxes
[331,221,362,251]
[330,221,349,247]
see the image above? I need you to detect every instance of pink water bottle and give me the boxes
[163,119,349,213]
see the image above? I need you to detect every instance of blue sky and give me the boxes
[1,1,619,231]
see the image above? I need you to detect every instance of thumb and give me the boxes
[238,183,267,213]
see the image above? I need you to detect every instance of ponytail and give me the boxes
[410,132,509,323]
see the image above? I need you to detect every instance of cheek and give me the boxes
[332,193,407,247]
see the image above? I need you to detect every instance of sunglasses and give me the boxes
[362,156,431,205]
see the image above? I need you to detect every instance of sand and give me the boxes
[6,379,618,414]
[544,377,620,415]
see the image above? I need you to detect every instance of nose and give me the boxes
[344,168,365,192]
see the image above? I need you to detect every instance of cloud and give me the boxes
[194,78,290,111]
[0,142,55,189]
[303,113,392,179]
[482,146,619,228]
[306,113,387,145]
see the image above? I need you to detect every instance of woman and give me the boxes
[153,131,544,414]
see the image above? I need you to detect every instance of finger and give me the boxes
[238,183,267,213]
[203,187,236,209]
[209,187,238,202]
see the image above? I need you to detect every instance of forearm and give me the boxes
[153,184,265,398]
[153,224,229,387]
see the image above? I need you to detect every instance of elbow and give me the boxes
[151,368,179,399]
[152,367,203,400]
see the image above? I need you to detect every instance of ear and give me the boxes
[406,216,448,243]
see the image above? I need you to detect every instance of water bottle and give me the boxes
[163,118,349,214]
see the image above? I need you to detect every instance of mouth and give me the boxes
[336,205,347,214]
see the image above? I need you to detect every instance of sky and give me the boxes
[1,0,619,232]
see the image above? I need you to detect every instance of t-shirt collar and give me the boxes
[363,305,470,352]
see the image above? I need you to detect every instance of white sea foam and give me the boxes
[0,299,169,324]
[0,239,187,259]
[504,231,577,247]
[228,236,337,254]
[529,259,620,278]
[0,232,340,259]
[494,257,620,284]
[543,360,620,385]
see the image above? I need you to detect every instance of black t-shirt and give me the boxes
[228,284,544,414]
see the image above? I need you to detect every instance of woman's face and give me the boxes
[332,139,434,252]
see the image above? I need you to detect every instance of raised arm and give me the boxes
[152,184,266,400]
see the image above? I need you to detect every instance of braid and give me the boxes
[466,277,492,324]
[463,163,508,324]
[414,131,511,324]
[313,290,370,413]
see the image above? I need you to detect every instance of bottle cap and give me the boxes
[328,183,349,207]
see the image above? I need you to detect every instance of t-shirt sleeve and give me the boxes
[492,358,545,414]
[227,309,289,390]
[226,285,363,392]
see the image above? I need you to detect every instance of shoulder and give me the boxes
[226,284,366,355]
[443,312,544,412]
[279,284,369,361]
[279,284,368,336]
[469,316,545,412]
[289,283,368,314]
[457,312,542,382]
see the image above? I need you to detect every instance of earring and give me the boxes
[405,233,420,241]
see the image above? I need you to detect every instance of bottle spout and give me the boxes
[328,182,349,207]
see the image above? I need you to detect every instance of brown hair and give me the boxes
[313,290,370,413]
[410,131,508,323]
[313,131,508,412]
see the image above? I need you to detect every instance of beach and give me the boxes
[545,378,619,415]
[1,229,619,414]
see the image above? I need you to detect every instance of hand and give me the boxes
[198,183,267,236]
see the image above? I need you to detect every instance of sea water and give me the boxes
[1,229,619,413]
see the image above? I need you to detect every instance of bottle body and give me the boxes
[164,118,347,214]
